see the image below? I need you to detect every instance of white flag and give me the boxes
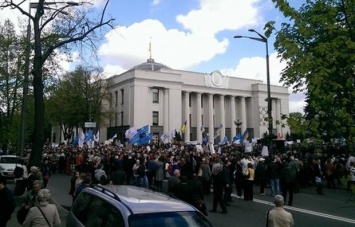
[125,127,137,139]
[94,131,100,143]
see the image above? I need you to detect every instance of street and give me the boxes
[7,173,355,227]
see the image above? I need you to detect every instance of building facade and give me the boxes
[100,58,290,144]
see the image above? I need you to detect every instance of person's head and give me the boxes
[37,189,51,206]
[32,180,41,193]
[83,175,92,185]
[247,163,253,169]
[30,166,39,173]
[174,169,180,177]
[274,195,284,207]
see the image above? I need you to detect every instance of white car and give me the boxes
[0,155,20,178]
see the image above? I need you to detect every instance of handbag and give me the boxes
[37,206,52,227]
[17,206,29,225]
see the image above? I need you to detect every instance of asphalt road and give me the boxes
[6,173,355,227]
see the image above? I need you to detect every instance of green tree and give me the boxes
[266,0,355,151]
[0,0,114,166]
[47,65,112,143]
[0,19,24,148]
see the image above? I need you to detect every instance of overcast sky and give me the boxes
[0,0,306,113]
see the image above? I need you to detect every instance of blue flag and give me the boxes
[137,125,149,136]
[72,133,79,145]
[84,129,93,143]
[137,132,154,146]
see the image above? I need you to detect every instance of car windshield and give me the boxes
[0,157,18,163]
[129,211,213,227]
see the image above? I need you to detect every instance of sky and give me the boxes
[0,0,306,113]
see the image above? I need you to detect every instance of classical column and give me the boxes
[219,95,225,142]
[276,99,282,137]
[230,96,236,141]
[240,97,247,133]
[163,89,169,141]
[208,94,214,144]
[196,93,202,143]
[184,91,190,142]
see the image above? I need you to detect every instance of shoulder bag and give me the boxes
[37,206,52,227]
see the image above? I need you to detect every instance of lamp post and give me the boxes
[234,29,273,151]
[234,119,242,135]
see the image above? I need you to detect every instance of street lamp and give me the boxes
[234,29,273,151]
[19,1,81,156]
[234,119,242,135]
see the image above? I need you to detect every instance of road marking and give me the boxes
[231,194,355,224]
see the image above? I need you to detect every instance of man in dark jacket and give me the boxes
[255,157,267,195]
[210,162,227,214]
[0,175,16,227]
[280,161,295,206]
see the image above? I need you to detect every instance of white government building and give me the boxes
[98,55,290,145]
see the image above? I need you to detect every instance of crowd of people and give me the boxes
[1,141,355,226]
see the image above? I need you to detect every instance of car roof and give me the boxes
[84,185,196,215]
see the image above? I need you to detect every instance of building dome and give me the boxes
[131,58,171,71]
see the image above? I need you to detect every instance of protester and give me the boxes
[244,162,255,201]
[22,188,61,227]
[210,161,227,214]
[280,161,295,206]
[266,195,294,227]
[18,180,42,225]
[0,175,16,227]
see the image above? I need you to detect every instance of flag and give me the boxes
[202,135,208,146]
[78,129,85,148]
[129,133,140,145]
[170,130,176,139]
[137,125,149,136]
[242,129,249,141]
[137,132,154,146]
[112,134,117,140]
[233,134,242,142]
[84,129,93,143]
[160,132,170,142]
[94,131,100,143]
[125,127,137,139]
[221,136,228,145]
[72,133,79,145]
[200,125,205,133]
[181,120,187,133]
[214,124,223,138]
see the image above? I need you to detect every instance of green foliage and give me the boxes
[269,0,355,151]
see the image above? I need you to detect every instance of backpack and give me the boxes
[14,165,24,178]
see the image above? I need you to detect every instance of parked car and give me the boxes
[67,184,213,227]
[0,155,20,178]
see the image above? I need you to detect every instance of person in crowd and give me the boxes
[40,159,51,188]
[69,171,80,203]
[200,158,212,196]
[28,166,44,189]
[289,156,301,193]
[154,156,165,189]
[22,189,61,227]
[74,175,92,200]
[244,162,255,201]
[210,161,227,214]
[223,159,232,205]
[0,175,16,227]
[266,195,294,227]
[268,155,282,197]
[94,163,107,184]
[324,158,336,189]
[255,157,267,196]
[18,180,42,225]
[234,161,244,198]
[168,169,181,193]
[348,161,355,192]
[109,164,127,185]
[313,159,324,195]
[174,176,194,204]
[280,161,295,206]
[132,159,141,186]
[146,155,157,187]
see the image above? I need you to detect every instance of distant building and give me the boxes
[99,56,289,144]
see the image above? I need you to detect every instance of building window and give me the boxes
[109,93,113,107]
[201,95,203,108]
[120,111,123,126]
[213,96,216,109]
[153,88,159,103]
[120,89,124,105]
[189,114,192,127]
[201,115,204,125]
[115,91,118,106]
[189,94,191,107]
[153,111,159,126]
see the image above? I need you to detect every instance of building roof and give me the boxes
[130,58,171,71]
